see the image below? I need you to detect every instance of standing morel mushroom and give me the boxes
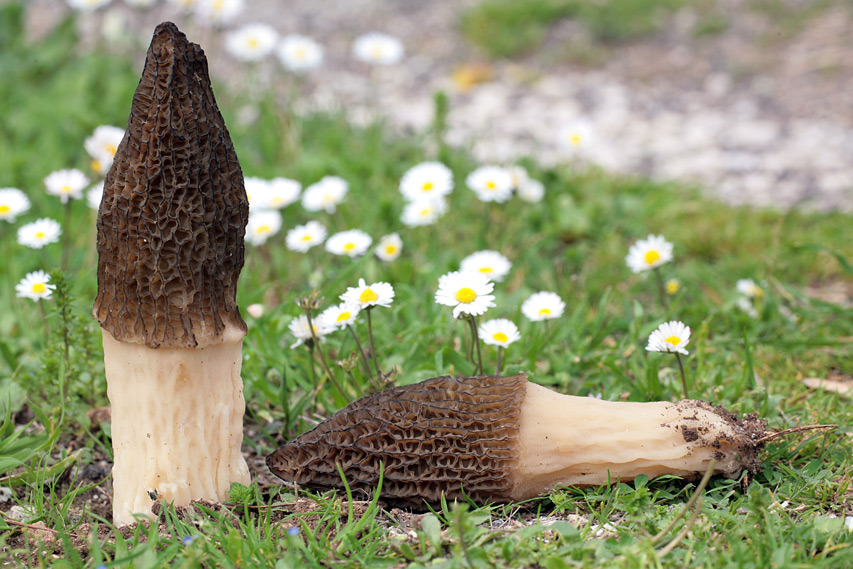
[267,374,769,505]
[94,22,250,525]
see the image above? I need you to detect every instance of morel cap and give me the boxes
[93,21,249,349]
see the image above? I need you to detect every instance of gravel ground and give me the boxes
[28,0,853,212]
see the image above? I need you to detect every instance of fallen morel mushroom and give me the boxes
[267,373,770,505]
[94,22,250,525]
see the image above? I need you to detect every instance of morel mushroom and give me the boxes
[267,374,768,505]
[94,22,250,525]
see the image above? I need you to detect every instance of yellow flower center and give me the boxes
[420,207,431,216]
[32,283,46,294]
[359,288,379,303]
[422,181,434,192]
[478,267,493,274]
[336,312,351,322]
[249,38,259,48]
[60,185,72,194]
[751,286,764,298]
[91,159,101,172]
[371,47,383,59]
[106,144,118,156]
[295,48,306,59]
[538,308,551,316]
[272,197,283,206]
[385,245,397,255]
[344,242,356,252]
[666,280,680,294]
[570,133,581,145]
[0,205,10,214]
[35,231,46,239]
[256,225,271,235]
[664,336,681,346]
[301,234,312,241]
[644,250,661,265]
[492,332,508,343]
[485,180,496,190]
[455,287,477,304]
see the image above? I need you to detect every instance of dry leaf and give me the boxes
[451,62,494,91]
[803,377,852,397]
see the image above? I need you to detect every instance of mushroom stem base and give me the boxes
[102,327,250,526]
[509,383,765,501]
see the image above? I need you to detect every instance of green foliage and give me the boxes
[461,0,685,58]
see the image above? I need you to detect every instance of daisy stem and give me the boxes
[37,299,50,341]
[305,309,348,399]
[347,324,374,384]
[674,352,689,399]
[468,315,484,375]
[495,347,503,377]
[366,308,383,377]
[61,200,71,273]
[307,344,317,390]
[654,267,668,310]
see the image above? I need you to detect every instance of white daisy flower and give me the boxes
[399,162,454,201]
[325,229,372,258]
[521,291,566,322]
[479,318,520,348]
[244,176,272,210]
[665,278,681,295]
[466,165,514,203]
[267,177,301,209]
[340,278,395,309]
[375,233,402,262]
[67,0,111,10]
[736,278,764,298]
[646,321,691,355]
[44,169,89,204]
[401,196,447,227]
[195,0,244,25]
[245,210,282,246]
[18,218,61,249]
[460,250,512,282]
[276,35,324,72]
[558,121,594,156]
[84,125,124,176]
[15,270,56,302]
[736,297,759,319]
[87,181,104,210]
[225,23,278,62]
[124,0,157,7]
[517,179,545,203]
[0,188,31,223]
[626,234,674,273]
[435,271,496,319]
[352,33,404,66]
[302,175,348,213]
[288,314,331,349]
[318,302,361,331]
[286,220,327,253]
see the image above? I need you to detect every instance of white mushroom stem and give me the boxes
[510,382,761,500]
[102,325,250,526]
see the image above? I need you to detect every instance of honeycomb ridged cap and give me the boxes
[266,374,528,506]
[94,22,249,349]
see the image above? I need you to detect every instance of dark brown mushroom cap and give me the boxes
[94,22,248,349]
[266,374,528,507]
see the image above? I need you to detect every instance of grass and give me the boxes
[1,3,852,567]
[460,0,685,58]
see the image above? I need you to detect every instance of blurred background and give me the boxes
[24,0,853,211]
